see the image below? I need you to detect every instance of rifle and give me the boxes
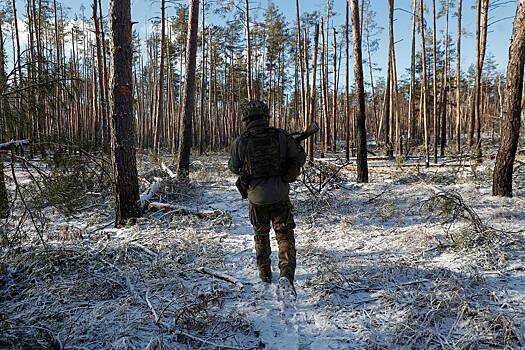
[291,121,320,143]
[235,122,320,199]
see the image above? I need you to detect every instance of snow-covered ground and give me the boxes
[1,153,524,349]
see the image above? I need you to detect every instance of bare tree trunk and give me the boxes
[245,0,253,100]
[440,0,449,157]
[407,0,417,151]
[0,20,9,218]
[154,0,166,152]
[11,0,22,82]
[364,4,377,148]
[332,28,338,153]
[308,23,320,162]
[492,0,524,197]
[296,0,305,126]
[109,0,141,226]
[177,0,199,180]
[456,0,462,153]
[93,0,108,146]
[350,0,368,183]
[345,0,351,161]
[199,0,206,156]
[419,0,430,166]
[432,0,438,163]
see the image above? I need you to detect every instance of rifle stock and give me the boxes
[294,121,320,142]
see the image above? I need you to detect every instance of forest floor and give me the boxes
[1,148,525,349]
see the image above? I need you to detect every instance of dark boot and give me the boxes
[254,235,272,282]
[275,230,296,282]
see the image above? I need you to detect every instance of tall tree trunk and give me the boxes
[11,0,22,82]
[419,0,430,166]
[364,4,377,148]
[332,28,338,152]
[350,0,368,183]
[492,0,525,197]
[440,0,449,157]
[109,0,141,226]
[177,0,199,180]
[296,0,305,126]
[93,0,108,146]
[245,0,253,100]
[199,0,206,156]
[432,0,438,163]
[307,24,320,162]
[455,0,462,153]
[345,0,351,161]
[154,0,166,152]
[0,19,9,218]
[407,0,417,151]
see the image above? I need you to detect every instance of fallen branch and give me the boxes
[196,267,244,289]
[148,202,225,220]
[139,178,162,210]
[171,328,251,350]
[139,163,177,210]
[0,139,30,151]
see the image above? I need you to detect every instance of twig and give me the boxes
[196,267,244,289]
[171,328,252,350]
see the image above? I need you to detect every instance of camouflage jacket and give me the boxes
[229,119,306,205]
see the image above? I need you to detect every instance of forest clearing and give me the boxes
[1,0,525,348]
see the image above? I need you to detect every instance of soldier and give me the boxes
[229,100,306,296]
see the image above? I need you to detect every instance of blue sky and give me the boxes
[10,0,518,77]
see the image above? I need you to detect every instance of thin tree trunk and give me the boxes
[308,24,320,162]
[177,0,199,180]
[456,0,462,153]
[419,0,430,166]
[432,0,438,163]
[407,0,417,151]
[440,0,449,157]
[350,0,368,183]
[345,0,351,161]
[245,0,253,100]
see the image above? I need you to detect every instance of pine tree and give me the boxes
[109,0,141,226]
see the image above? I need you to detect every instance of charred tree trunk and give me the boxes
[109,0,141,226]
[492,1,525,197]
[177,0,199,180]
[350,0,368,183]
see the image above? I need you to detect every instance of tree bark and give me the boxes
[492,0,525,197]
[109,0,141,226]
[350,0,368,183]
[177,0,199,180]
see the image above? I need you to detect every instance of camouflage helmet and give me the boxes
[242,100,270,121]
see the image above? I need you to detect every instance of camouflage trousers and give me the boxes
[249,200,296,281]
